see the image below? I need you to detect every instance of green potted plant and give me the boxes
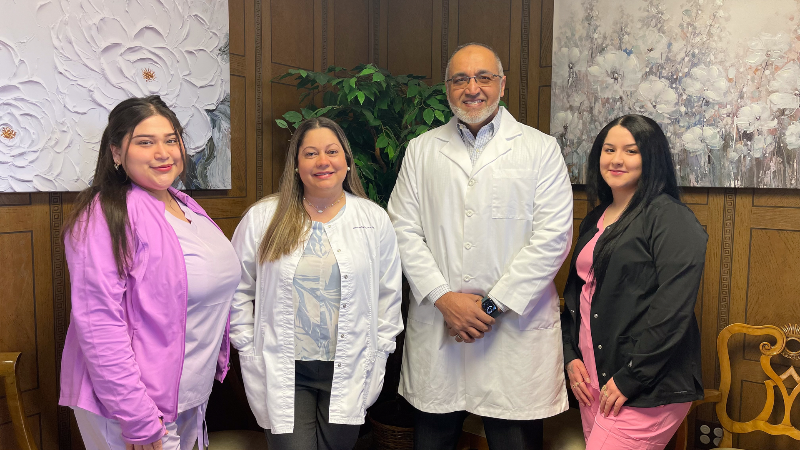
[275,64,453,206]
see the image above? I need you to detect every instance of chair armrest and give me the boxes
[689,389,722,413]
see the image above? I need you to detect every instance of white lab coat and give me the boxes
[387,107,573,420]
[229,193,403,433]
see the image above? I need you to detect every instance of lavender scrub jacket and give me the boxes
[59,184,231,444]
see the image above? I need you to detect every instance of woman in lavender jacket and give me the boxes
[59,96,241,450]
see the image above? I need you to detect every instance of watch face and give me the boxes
[483,301,497,315]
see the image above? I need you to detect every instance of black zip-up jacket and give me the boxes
[561,194,706,407]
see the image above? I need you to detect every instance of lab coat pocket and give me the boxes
[239,353,269,428]
[491,169,537,220]
[365,352,389,408]
[407,298,436,325]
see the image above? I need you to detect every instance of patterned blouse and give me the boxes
[293,206,345,361]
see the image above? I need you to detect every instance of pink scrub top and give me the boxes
[575,211,606,391]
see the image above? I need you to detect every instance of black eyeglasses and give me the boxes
[446,73,502,88]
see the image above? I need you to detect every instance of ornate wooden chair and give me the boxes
[0,352,39,450]
[676,323,800,449]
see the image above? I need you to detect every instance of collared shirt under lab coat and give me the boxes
[229,193,403,433]
[387,107,574,420]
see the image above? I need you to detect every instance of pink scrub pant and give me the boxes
[579,385,690,450]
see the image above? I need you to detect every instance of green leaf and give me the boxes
[312,106,331,117]
[283,111,303,122]
[349,77,357,88]
[275,119,288,129]
[407,83,420,98]
[347,90,359,102]
[278,72,295,80]
[372,72,385,82]
[386,144,395,160]
[423,108,434,125]
[357,91,366,105]
[397,75,409,83]
[363,110,381,127]
[358,67,376,76]
[301,107,314,119]
[368,183,378,202]
[416,124,429,134]
[298,69,307,77]
[376,134,389,148]
[434,110,445,123]
[324,91,338,106]
[314,73,330,85]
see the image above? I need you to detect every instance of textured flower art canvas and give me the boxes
[553,0,800,188]
[0,0,230,192]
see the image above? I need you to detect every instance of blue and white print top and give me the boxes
[293,206,346,361]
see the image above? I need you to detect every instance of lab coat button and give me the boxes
[466,210,474,217]
[468,179,476,186]
[464,243,472,249]
[463,275,471,282]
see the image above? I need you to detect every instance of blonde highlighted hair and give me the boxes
[257,117,368,263]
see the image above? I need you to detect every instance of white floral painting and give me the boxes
[553,0,800,188]
[0,0,230,192]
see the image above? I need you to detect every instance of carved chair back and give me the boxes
[0,352,39,450]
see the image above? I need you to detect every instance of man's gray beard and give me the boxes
[449,97,501,124]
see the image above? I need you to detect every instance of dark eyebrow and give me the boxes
[131,133,178,139]
[603,143,638,148]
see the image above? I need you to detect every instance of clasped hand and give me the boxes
[436,292,495,343]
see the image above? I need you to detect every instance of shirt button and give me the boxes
[337,249,341,252]
[343,275,348,279]
[463,275,471,282]
[340,334,345,338]
[602,372,607,377]
[597,344,603,349]
[464,243,472,249]
[342,304,347,308]
[593,314,598,318]
[468,179,476,187]
[337,363,342,367]
[570,309,575,314]
[466,210,474,217]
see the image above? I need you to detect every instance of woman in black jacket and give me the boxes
[561,115,706,450]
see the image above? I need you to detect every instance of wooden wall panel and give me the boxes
[0,198,57,450]
[333,0,371,69]
[229,0,246,56]
[746,230,800,325]
[271,0,315,70]
[456,0,511,70]
[386,0,434,79]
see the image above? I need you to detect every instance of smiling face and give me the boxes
[600,125,643,197]
[446,45,506,131]
[296,127,349,199]
[112,114,184,199]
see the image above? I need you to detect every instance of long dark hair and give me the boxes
[64,96,186,278]
[257,117,368,263]
[586,114,680,293]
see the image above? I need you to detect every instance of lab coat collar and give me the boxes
[435,107,523,177]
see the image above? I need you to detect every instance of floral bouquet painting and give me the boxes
[553,0,800,188]
[0,0,230,192]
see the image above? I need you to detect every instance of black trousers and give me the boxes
[413,407,543,450]
[265,360,360,450]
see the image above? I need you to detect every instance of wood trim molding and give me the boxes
[372,0,380,66]
[718,188,735,336]
[321,0,328,69]
[255,0,264,199]
[519,0,530,124]
[49,192,71,450]
[440,0,449,79]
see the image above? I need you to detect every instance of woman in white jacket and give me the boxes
[230,117,403,450]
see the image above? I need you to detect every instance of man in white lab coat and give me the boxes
[387,43,574,449]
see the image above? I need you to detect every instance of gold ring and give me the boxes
[455,335,463,342]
